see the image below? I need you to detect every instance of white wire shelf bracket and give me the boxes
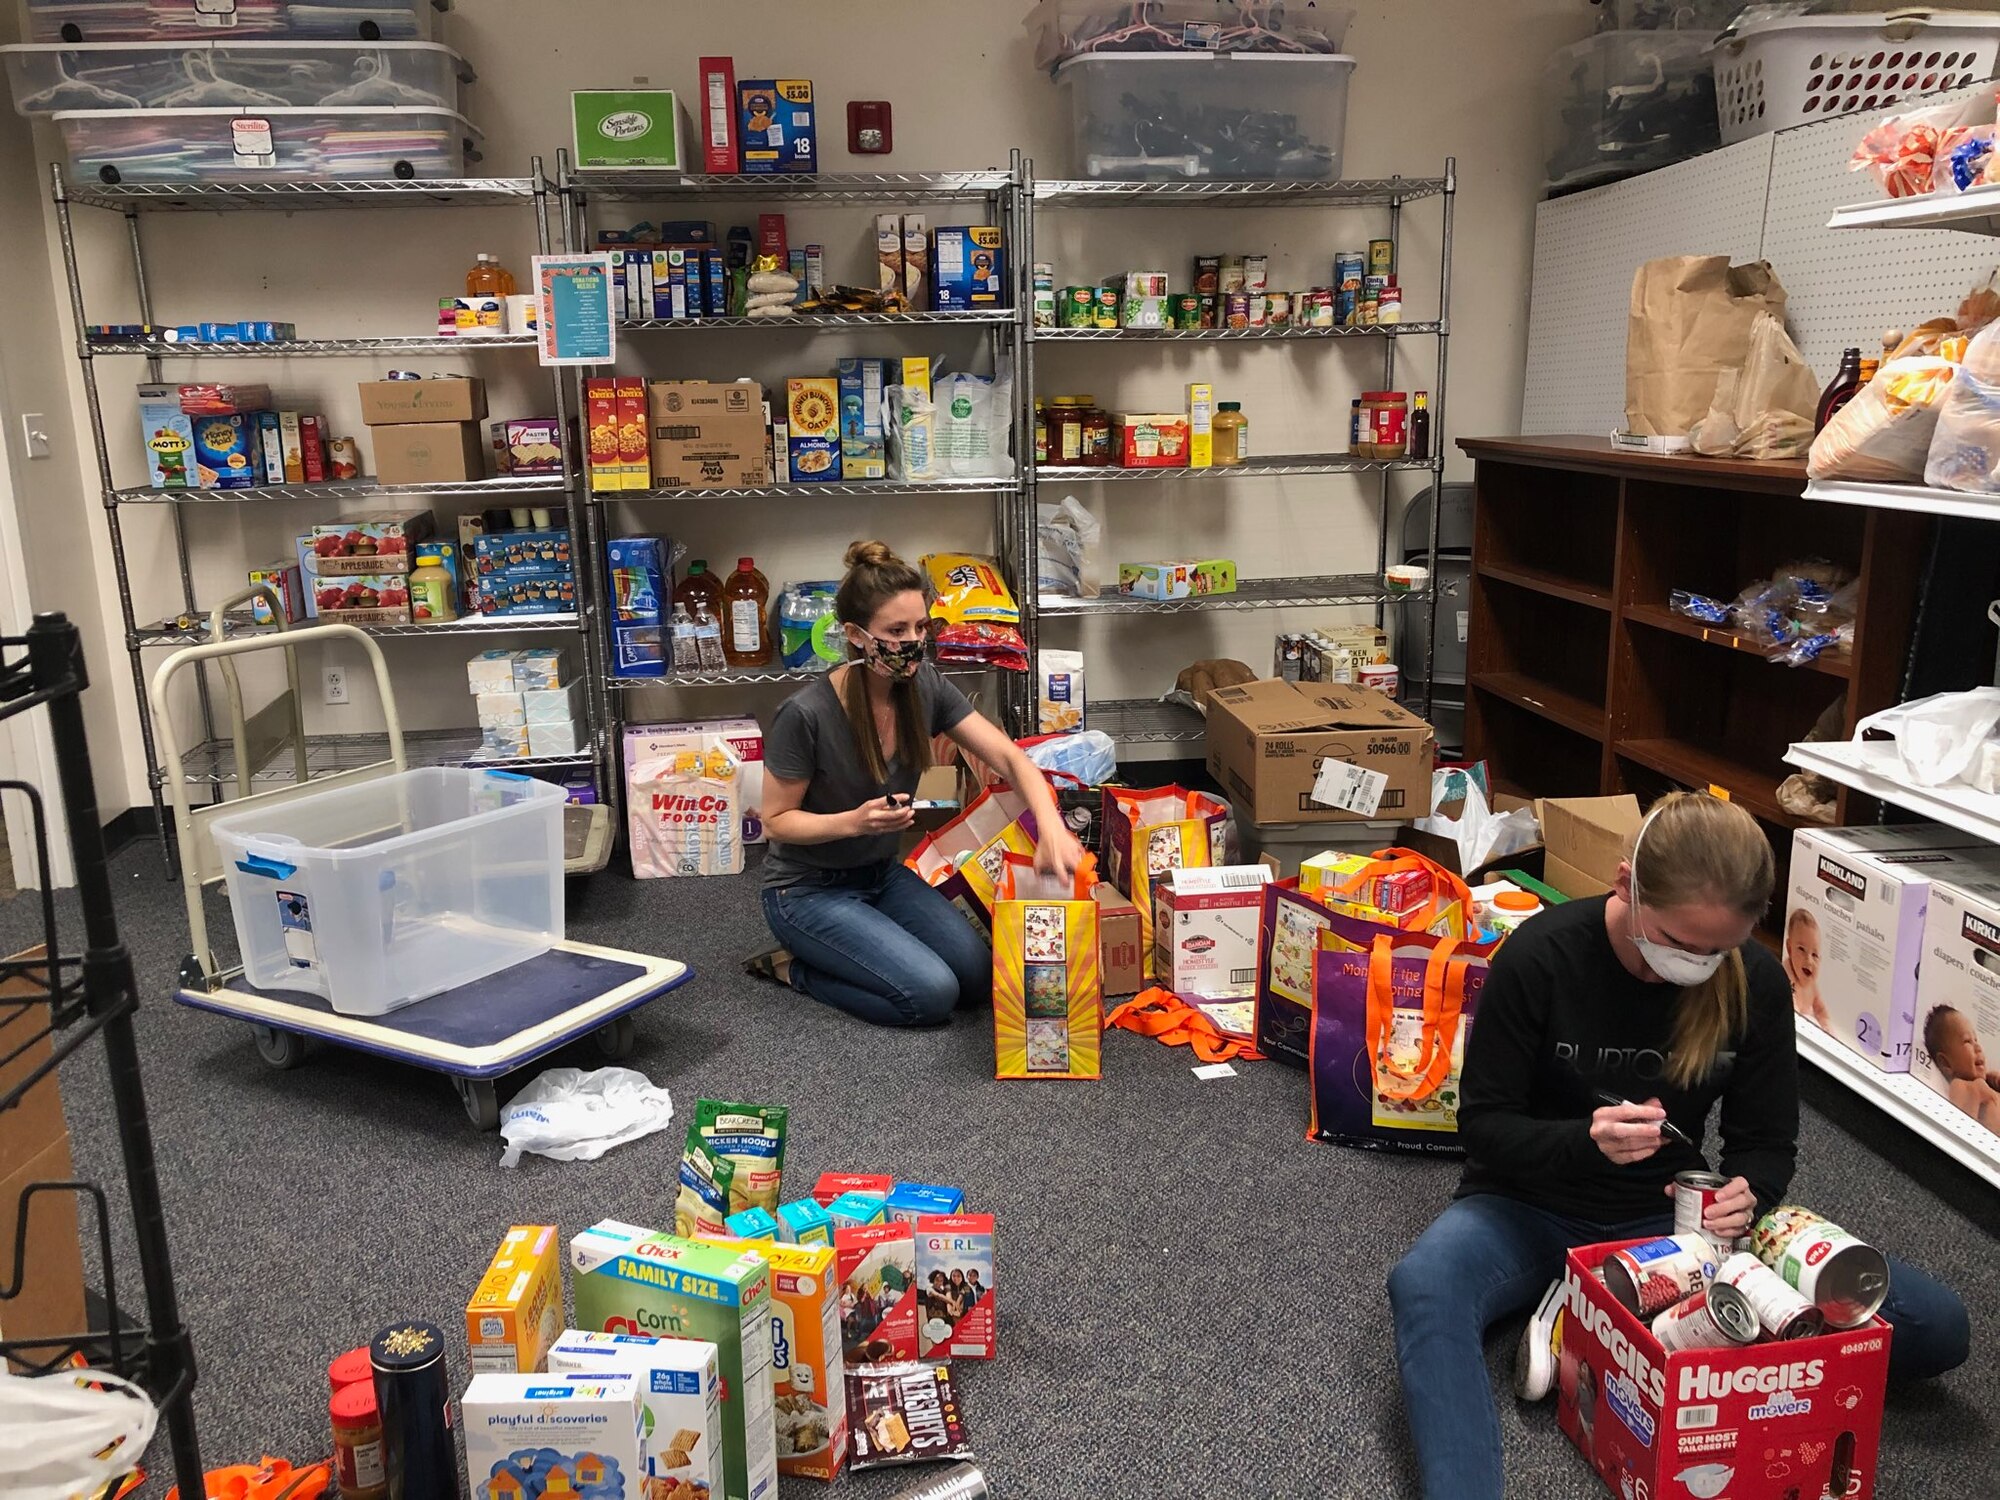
[160,728,597,789]
[619,310,1016,331]
[1033,321,1440,341]
[567,170,1014,202]
[597,477,1017,503]
[1803,478,2000,522]
[1089,697,1208,745]
[63,176,538,213]
[1827,184,2000,236]
[112,475,569,504]
[1036,453,1433,481]
[1784,740,2000,843]
[85,335,540,357]
[1794,1016,2000,1191]
[134,612,581,645]
[1040,574,1416,615]
[1033,176,1449,208]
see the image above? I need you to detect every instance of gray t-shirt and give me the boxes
[761,663,974,886]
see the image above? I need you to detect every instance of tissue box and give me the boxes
[522,683,584,725]
[475,692,525,729]
[467,648,518,695]
[528,721,588,758]
[512,645,572,692]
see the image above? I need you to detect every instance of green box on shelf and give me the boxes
[572,89,691,170]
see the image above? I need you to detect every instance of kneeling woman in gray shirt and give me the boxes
[752,540,1083,1027]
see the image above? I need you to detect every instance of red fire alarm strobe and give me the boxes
[848,101,892,155]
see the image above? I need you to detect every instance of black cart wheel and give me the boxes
[596,1015,637,1061]
[251,1025,307,1070]
[456,1076,501,1131]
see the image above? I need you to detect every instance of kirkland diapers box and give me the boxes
[1785,824,2000,1072]
[1556,1241,1889,1500]
[1913,871,2000,1129]
[625,719,766,844]
[1204,679,1434,825]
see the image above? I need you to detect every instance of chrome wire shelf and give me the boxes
[1088,697,1207,744]
[619,310,1016,331]
[63,176,537,213]
[1034,321,1440,341]
[1040,574,1415,615]
[599,477,1016,503]
[86,335,539,357]
[113,474,568,504]
[1036,453,1432,481]
[135,611,580,645]
[607,662,991,689]
[1034,176,1449,207]
[569,170,1013,202]
[163,727,597,788]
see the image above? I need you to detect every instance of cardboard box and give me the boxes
[1153,865,1273,998]
[489,416,565,475]
[1557,1240,1888,1500]
[586,376,622,491]
[616,376,651,489]
[1118,559,1235,599]
[357,376,486,426]
[932,226,1005,310]
[570,1221,778,1500]
[834,1222,917,1363]
[737,78,816,173]
[813,1173,892,1208]
[309,510,435,576]
[311,573,409,625]
[371,421,484,487]
[461,1371,647,1500]
[649,381,769,489]
[0,952,87,1370]
[625,718,766,844]
[1187,382,1214,469]
[1537,795,1643,899]
[901,213,927,310]
[546,1330,725,1498]
[137,382,196,488]
[837,357,888,481]
[875,214,903,301]
[572,87,691,170]
[1205,679,1436,825]
[699,57,739,173]
[466,1225,562,1375]
[1912,869,2000,1126]
[246,560,303,623]
[1093,882,1144,997]
[786,378,840,483]
[914,1214,994,1361]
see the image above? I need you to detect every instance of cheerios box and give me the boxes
[1557,1240,1889,1500]
[545,1330,724,1499]
[570,1220,778,1500]
[461,1371,645,1500]
[834,1222,918,1365]
[914,1214,994,1361]
[465,1224,562,1374]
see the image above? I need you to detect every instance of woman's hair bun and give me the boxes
[844,539,900,569]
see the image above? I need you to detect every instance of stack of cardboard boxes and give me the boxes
[468,647,585,760]
[359,376,488,488]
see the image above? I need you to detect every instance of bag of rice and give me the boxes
[696,1099,789,1214]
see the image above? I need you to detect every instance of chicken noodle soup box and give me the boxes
[1556,1240,1888,1500]
[544,1330,724,1500]
[460,1371,646,1500]
[569,1221,778,1500]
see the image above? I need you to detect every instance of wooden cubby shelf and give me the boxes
[1469,670,1606,740]
[1475,559,1614,611]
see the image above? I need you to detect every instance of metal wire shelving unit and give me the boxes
[50,159,611,875]
[1021,160,1457,752]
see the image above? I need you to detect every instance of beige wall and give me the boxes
[16,0,1592,811]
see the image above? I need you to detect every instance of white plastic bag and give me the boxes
[497,1065,675,1167]
[933,371,1016,478]
[887,385,937,481]
[1413,778,1540,873]
[0,1366,155,1500]
[1687,311,1819,460]
[1855,688,2000,788]
[1037,495,1102,597]
[1025,729,1117,786]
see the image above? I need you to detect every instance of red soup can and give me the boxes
[1602,1233,1719,1318]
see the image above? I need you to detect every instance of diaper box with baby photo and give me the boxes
[1913,873,2000,1134]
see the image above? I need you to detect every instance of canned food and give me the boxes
[1246,293,1268,328]
[1335,251,1365,291]
[1198,293,1220,329]
[1224,292,1252,330]
[1369,238,1396,276]
[1095,287,1121,330]
[1335,290,1358,328]
[1194,255,1221,294]
[1242,254,1269,293]
[1059,287,1096,328]
[1265,292,1291,327]
[1750,1205,1891,1328]
[1276,633,1304,683]
[1031,261,1054,286]
[1652,1282,1760,1353]
[1717,1251,1827,1340]
[1602,1234,1719,1319]
[1349,398,1364,455]
[1032,288,1057,329]
[886,1462,990,1500]
[1378,287,1402,325]
[1357,661,1400,698]
[1673,1170,1734,1256]
[1219,256,1246,294]
[1170,293,1203,329]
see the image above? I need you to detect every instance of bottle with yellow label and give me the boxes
[409,556,457,623]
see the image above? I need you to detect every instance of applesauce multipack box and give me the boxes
[466,1224,562,1374]
[834,1222,917,1365]
[914,1214,994,1360]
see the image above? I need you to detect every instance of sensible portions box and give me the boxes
[1205,678,1434,826]
[461,1371,646,1500]
[545,1330,725,1500]
[1557,1241,1888,1500]
[914,1214,994,1360]
[466,1225,562,1375]
[1913,871,2000,1128]
[570,1221,778,1500]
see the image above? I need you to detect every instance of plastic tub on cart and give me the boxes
[1056,52,1354,180]
[54,102,479,180]
[209,766,566,1017]
[22,0,441,44]
[3,39,469,114]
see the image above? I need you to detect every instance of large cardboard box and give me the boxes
[648,381,769,489]
[1537,795,1642,899]
[1152,865,1273,998]
[371,421,484,487]
[1557,1240,1888,1500]
[1912,867,2000,1126]
[0,951,87,1369]
[1093,882,1143,997]
[357,376,486,426]
[1204,679,1434,826]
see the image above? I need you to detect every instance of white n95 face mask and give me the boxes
[0,1365,157,1500]
[1629,809,1730,987]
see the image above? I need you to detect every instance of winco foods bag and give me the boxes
[1625,256,1789,441]
[629,742,743,877]
[991,854,1103,1080]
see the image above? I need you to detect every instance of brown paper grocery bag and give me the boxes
[1625,256,1790,439]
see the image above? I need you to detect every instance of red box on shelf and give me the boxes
[699,56,738,174]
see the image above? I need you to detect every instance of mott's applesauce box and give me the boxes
[545,1330,725,1500]
[915,1214,995,1361]
[570,1221,778,1500]
[466,1225,562,1374]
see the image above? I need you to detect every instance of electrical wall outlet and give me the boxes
[322,666,348,705]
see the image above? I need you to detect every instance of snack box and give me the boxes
[178,380,271,415]
[932,226,1005,310]
[914,1214,995,1360]
[467,647,520,695]
[545,1330,725,1500]
[1187,381,1214,468]
[1113,413,1190,469]
[573,88,692,170]
[310,511,436,576]
[460,1371,646,1500]
[813,1173,892,1209]
[699,57,738,174]
[875,213,902,300]
[246,561,303,624]
[473,529,574,577]
[901,213,927,311]
[489,415,565,475]
[882,1184,964,1226]
[569,1221,777,1500]
[482,575,580,617]
[466,1224,562,1375]
[357,376,486,426]
[737,78,816,174]
[1118,559,1237,600]
[825,1192,886,1231]
[775,1199,833,1248]
[834,1222,917,1364]
[786,378,840,484]
[836,357,888,481]
[191,410,262,490]
[513,645,572,693]
[725,1207,779,1242]
[137,382,196,489]
[312,573,409,626]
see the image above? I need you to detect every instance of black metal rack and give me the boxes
[0,612,201,1490]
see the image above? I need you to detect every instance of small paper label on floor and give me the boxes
[1192,1062,1237,1080]
[1310,757,1389,816]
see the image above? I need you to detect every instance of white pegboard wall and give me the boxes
[1521,135,1775,436]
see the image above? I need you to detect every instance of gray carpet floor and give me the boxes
[5,843,1996,1499]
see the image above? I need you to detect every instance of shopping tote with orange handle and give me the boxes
[992,852,1102,1080]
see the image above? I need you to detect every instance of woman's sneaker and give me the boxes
[1514,1278,1566,1401]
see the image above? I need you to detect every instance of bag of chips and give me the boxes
[695,1099,789,1213]
[675,1133,736,1238]
[922,553,1020,625]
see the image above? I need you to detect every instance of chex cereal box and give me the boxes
[700,1236,849,1482]
[570,1221,777,1500]
[461,1371,644,1500]
[546,1330,724,1500]
[466,1225,562,1374]
[813,1173,891,1208]
[915,1214,994,1360]
[835,1223,917,1365]
[1557,1240,1888,1500]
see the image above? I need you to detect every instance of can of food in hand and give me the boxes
[1335,251,1365,291]
[1717,1251,1827,1340]
[1750,1205,1891,1328]
[1673,1170,1734,1255]
[1264,292,1291,327]
[1369,238,1396,276]
[1193,255,1221,294]
[1602,1234,1719,1318]
[1224,292,1252,330]
[1095,287,1121,330]
[1651,1281,1761,1353]
[1170,292,1203,329]
[1059,287,1096,328]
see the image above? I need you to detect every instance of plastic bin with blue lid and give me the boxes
[208,765,566,1017]
[23,0,441,44]
[55,102,479,179]
[4,39,469,113]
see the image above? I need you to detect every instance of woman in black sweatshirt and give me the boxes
[1387,791,1971,1500]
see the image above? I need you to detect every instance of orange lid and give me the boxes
[329,1381,378,1424]
[1493,891,1541,912]
[328,1346,372,1391]
[737,556,755,570]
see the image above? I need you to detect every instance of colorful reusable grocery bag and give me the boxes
[904,785,1034,937]
[992,854,1102,1080]
[1101,786,1230,979]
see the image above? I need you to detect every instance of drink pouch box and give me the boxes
[725,1207,779,1241]
[545,1330,725,1500]
[882,1184,963,1226]
[914,1214,995,1360]
[461,1371,646,1500]
[569,1221,778,1500]
[775,1199,833,1247]
[137,383,196,488]
[837,357,888,480]
[246,561,303,624]
[826,1192,886,1231]
[466,1224,562,1375]
[737,78,816,173]
[786,378,840,483]
[834,1222,918,1364]
[813,1172,892,1208]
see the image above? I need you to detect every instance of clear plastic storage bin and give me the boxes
[1056,52,1354,180]
[24,0,439,44]
[54,102,479,180]
[4,40,467,113]
[210,767,566,1017]
[1542,29,1719,193]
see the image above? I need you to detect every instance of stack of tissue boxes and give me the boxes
[467,647,586,759]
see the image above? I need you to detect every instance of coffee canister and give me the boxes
[371,1320,458,1499]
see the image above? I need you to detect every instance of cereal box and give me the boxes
[570,1221,778,1500]
[826,1192,885,1231]
[461,1371,645,1500]
[786,378,839,483]
[775,1199,832,1247]
[616,376,651,490]
[737,79,816,174]
[137,383,196,488]
[466,1224,562,1375]
[914,1214,994,1360]
[700,1237,849,1483]
[586,376,621,492]
[545,1330,724,1500]
[192,410,261,489]
[882,1184,963,1226]
[834,1223,917,1364]
[836,357,888,481]
[699,56,738,174]
[812,1173,891,1208]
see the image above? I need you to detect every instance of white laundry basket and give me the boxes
[1712,9,2000,144]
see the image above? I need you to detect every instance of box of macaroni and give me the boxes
[466,1224,563,1374]
[546,1329,725,1500]
[461,1371,645,1500]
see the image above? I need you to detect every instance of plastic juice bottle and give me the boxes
[722,556,773,667]
[679,559,721,620]
[466,253,517,297]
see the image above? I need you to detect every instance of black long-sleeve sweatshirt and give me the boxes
[1456,894,1799,1225]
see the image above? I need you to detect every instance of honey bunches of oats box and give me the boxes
[569,1221,777,1500]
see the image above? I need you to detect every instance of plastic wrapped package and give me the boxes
[1807,354,1959,483]
[1543,30,1719,192]
[932,372,1014,478]
[1687,309,1819,459]
[1670,588,1730,624]
[1850,92,1998,199]
[1036,495,1101,598]
[1925,317,2000,493]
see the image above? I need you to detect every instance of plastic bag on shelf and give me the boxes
[1850,92,1998,199]
[1025,729,1118,787]
[1412,779,1540,876]
[1670,588,1731,624]
[497,1066,676,1168]
[1926,317,2000,493]
[1806,352,1959,483]
[1687,310,1820,459]
[934,371,1016,479]
[1855,688,2000,788]
[1037,495,1103,598]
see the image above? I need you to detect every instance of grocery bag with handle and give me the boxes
[903,784,1035,937]
[991,853,1102,1080]
[1101,786,1230,980]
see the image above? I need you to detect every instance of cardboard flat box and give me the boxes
[0,951,87,1369]
[1536,794,1643,899]
[371,422,485,487]
[1093,882,1143,997]
[1205,679,1435,826]
[357,377,486,426]
[648,381,768,489]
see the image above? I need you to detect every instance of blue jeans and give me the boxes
[761,861,992,1028]
[1387,1193,1972,1500]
